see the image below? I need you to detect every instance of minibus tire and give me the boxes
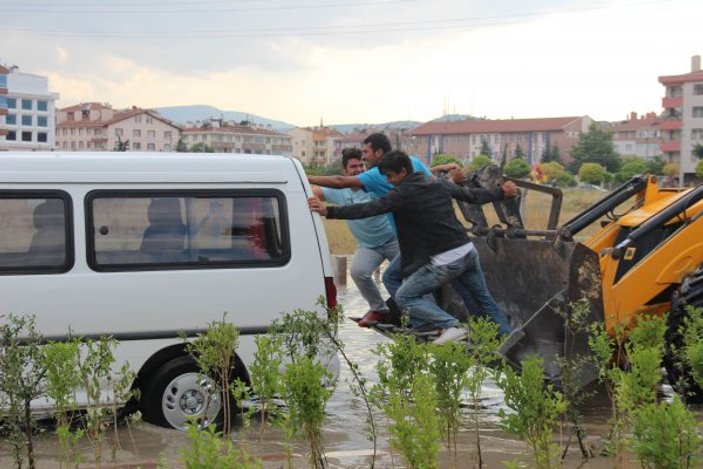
[141,355,228,430]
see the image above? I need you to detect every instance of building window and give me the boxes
[133,129,141,138]
[164,144,172,151]
[147,130,155,139]
[21,115,32,126]
[37,132,48,143]
[694,84,703,96]
[0,96,6,108]
[164,131,172,140]
[21,131,32,142]
[115,128,124,137]
[134,115,142,123]
[146,116,153,124]
[133,142,141,150]
[6,114,16,125]
[7,98,16,109]
[7,131,16,141]
[147,143,156,151]
[693,107,703,118]
[37,116,48,127]
[692,128,703,140]
[79,141,84,149]
[21,99,32,110]
[37,100,48,112]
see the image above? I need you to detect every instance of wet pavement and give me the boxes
[0,277,660,468]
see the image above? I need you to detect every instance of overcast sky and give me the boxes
[2,0,702,126]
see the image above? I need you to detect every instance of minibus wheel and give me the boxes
[141,355,227,430]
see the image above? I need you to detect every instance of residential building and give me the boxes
[406,116,593,167]
[0,66,7,142]
[287,126,342,165]
[56,103,181,152]
[182,119,292,155]
[608,112,662,161]
[0,66,59,151]
[659,55,703,182]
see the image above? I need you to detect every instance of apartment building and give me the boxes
[659,55,703,181]
[608,112,662,161]
[407,116,593,166]
[0,66,7,142]
[287,126,342,165]
[182,119,292,155]
[56,103,181,152]
[0,66,59,151]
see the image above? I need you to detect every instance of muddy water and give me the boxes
[2,280,655,468]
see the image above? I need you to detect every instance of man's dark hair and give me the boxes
[362,133,392,155]
[341,147,363,169]
[379,150,413,176]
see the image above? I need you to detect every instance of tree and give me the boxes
[578,162,608,184]
[696,160,703,179]
[175,130,188,152]
[569,123,621,173]
[430,154,461,167]
[479,138,493,158]
[189,142,215,153]
[646,156,665,175]
[113,135,129,151]
[513,144,525,160]
[615,157,649,182]
[467,155,492,173]
[694,143,703,160]
[663,163,679,177]
[541,144,561,164]
[503,158,530,179]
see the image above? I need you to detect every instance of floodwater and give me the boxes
[0,278,670,468]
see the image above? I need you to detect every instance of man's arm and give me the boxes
[429,163,466,183]
[443,180,518,204]
[308,174,363,189]
[308,189,403,220]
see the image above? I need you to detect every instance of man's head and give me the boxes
[379,150,413,186]
[361,133,392,167]
[341,148,365,176]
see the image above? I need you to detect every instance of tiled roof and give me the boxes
[56,108,180,130]
[609,115,660,132]
[59,102,110,112]
[658,70,703,85]
[410,116,585,135]
[182,124,288,137]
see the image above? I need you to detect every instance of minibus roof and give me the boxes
[0,152,298,184]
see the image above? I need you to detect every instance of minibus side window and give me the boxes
[0,195,72,273]
[88,191,289,271]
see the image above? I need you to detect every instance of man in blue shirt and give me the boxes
[312,148,399,326]
[309,133,461,326]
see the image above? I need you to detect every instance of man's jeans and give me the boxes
[350,240,399,312]
[395,249,512,334]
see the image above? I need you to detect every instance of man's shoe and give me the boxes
[358,310,391,328]
[433,326,468,344]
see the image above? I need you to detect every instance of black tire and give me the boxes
[664,266,703,402]
[140,355,238,430]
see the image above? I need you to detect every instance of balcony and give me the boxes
[662,97,683,108]
[660,119,682,130]
[660,141,681,152]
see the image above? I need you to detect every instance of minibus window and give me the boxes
[87,191,289,271]
[0,195,72,273]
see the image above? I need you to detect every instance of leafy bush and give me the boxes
[430,154,461,167]
[578,163,607,184]
[467,155,493,173]
[504,158,531,178]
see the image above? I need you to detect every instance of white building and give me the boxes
[0,66,59,151]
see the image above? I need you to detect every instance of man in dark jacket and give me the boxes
[309,150,517,344]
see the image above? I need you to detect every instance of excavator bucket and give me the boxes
[470,237,603,385]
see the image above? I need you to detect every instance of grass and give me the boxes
[322,188,606,255]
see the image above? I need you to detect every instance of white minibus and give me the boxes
[0,151,338,429]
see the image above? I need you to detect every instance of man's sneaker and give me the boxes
[433,326,467,344]
[358,310,391,328]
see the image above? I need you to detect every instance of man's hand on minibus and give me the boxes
[308,197,327,216]
[501,180,519,198]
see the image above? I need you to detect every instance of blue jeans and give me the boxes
[395,249,512,334]
[350,240,399,312]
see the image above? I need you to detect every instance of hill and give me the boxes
[154,105,295,131]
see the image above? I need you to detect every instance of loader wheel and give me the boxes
[664,266,703,403]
